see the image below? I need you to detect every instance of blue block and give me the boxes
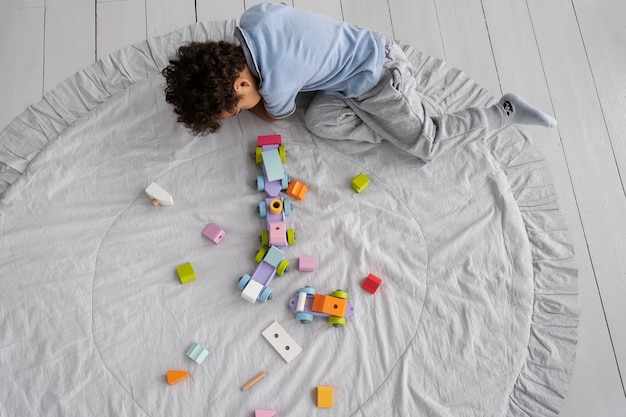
[262,149,285,182]
[186,342,209,364]
[263,246,285,268]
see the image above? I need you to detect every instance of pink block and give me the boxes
[202,223,225,244]
[268,221,287,246]
[257,134,282,146]
[255,411,277,417]
[299,256,315,272]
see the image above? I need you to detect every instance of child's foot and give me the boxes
[499,93,557,128]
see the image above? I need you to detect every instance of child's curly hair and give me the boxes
[162,41,246,135]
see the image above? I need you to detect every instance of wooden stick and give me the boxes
[241,371,267,391]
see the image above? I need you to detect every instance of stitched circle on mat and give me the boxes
[91,143,428,414]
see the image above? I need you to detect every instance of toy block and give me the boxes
[145,182,174,206]
[298,256,315,272]
[177,263,196,284]
[269,199,283,214]
[362,273,382,294]
[166,370,189,385]
[186,342,209,364]
[258,134,282,146]
[202,223,225,244]
[261,321,302,363]
[263,246,285,268]
[241,371,267,391]
[268,222,287,246]
[351,173,370,193]
[241,280,264,303]
[317,386,333,408]
[261,149,285,182]
[311,294,348,317]
[286,180,308,200]
[255,410,277,417]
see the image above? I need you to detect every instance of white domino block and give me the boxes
[261,321,302,363]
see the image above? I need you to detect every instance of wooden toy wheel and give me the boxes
[328,316,346,327]
[283,199,292,216]
[287,229,295,245]
[278,145,286,162]
[331,290,348,299]
[255,248,267,263]
[256,174,265,192]
[260,231,269,246]
[260,286,273,302]
[299,286,316,296]
[238,274,251,290]
[276,259,289,275]
[296,312,314,324]
[255,147,263,164]
[258,201,267,218]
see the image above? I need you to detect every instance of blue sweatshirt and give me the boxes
[235,2,385,118]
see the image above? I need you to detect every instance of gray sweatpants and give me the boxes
[304,37,503,162]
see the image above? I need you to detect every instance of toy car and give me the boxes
[256,135,288,197]
[238,246,289,303]
[258,196,295,249]
[288,287,355,327]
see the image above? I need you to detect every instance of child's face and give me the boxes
[219,89,262,119]
[219,66,262,119]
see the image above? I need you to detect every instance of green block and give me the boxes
[351,173,370,193]
[177,262,196,284]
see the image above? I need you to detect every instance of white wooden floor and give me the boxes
[1,1,625,416]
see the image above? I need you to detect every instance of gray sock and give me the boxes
[498,93,557,128]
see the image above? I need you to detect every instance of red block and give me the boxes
[362,273,382,294]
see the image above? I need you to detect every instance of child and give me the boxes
[162,2,556,162]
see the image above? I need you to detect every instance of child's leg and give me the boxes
[308,39,556,162]
[497,93,557,127]
[304,93,380,143]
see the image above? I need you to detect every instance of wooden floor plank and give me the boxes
[197,0,244,22]
[43,0,95,93]
[387,0,444,59]
[146,0,196,37]
[484,2,626,415]
[0,2,45,129]
[528,1,626,414]
[573,0,626,193]
[434,0,500,95]
[96,0,147,59]
[341,0,393,38]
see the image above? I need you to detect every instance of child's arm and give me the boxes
[249,101,279,122]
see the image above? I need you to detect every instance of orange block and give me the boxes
[317,386,333,408]
[286,180,308,200]
[311,294,348,317]
[166,370,190,385]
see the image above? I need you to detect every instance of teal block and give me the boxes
[186,342,209,364]
[264,246,285,268]
[261,149,285,182]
